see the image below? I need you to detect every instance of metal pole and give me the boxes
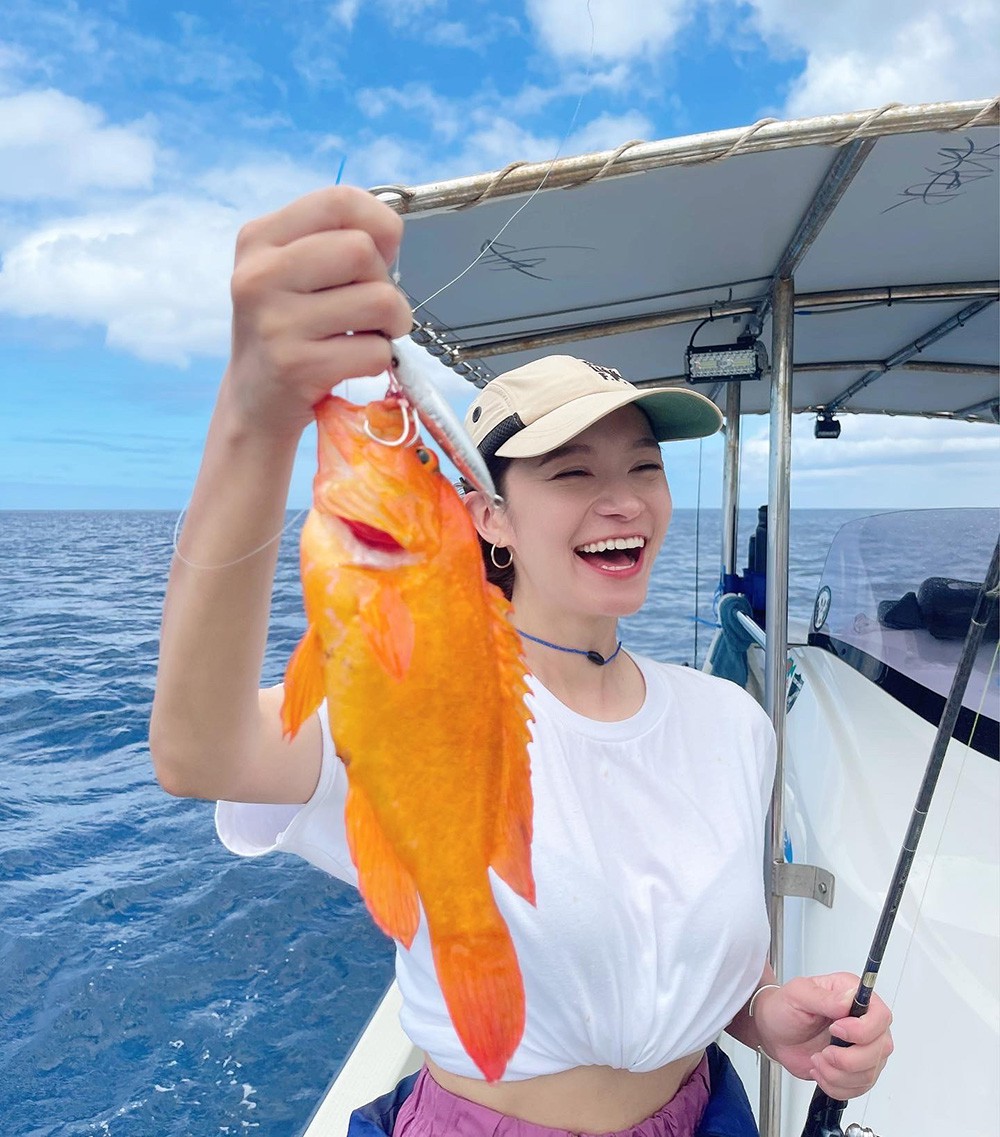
[825,297,997,413]
[722,381,743,578]
[452,282,998,362]
[760,274,795,1137]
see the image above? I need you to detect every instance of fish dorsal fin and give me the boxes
[281,624,326,739]
[344,780,420,949]
[485,586,536,906]
[358,581,415,682]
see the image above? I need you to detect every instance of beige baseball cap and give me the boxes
[464,355,723,459]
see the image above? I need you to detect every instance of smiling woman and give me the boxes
[150,186,896,1137]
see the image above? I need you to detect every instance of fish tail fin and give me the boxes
[345,783,420,948]
[486,587,536,905]
[281,624,326,739]
[429,907,525,1083]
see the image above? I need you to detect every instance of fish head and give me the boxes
[310,393,450,567]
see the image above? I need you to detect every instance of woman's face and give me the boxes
[480,404,673,623]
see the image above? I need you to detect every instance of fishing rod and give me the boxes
[800,537,1000,1137]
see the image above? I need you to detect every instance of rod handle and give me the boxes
[801,1082,848,1137]
[800,1032,854,1137]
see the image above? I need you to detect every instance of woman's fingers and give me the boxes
[811,1029,894,1098]
[251,280,413,348]
[278,334,400,390]
[237,185,404,266]
[829,996,893,1046]
[266,227,401,296]
[756,975,894,1099]
[224,185,414,434]
[806,985,893,1099]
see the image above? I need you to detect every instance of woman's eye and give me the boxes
[633,463,664,474]
[552,469,590,479]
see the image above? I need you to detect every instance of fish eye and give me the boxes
[415,448,433,465]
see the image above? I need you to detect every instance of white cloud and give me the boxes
[193,156,331,216]
[741,0,1000,117]
[738,414,999,507]
[331,0,363,30]
[0,195,236,365]
[0,77,343,367]
[345,96,656,190]
[357,83,465,143]
[0,89,156,201]
[526,0,693,60]
[566,110,654,154]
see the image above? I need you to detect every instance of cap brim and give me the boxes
[495,386,722,458]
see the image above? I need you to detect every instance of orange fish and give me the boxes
[281,392,535,1082]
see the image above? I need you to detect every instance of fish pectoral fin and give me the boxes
[487,588,536,905]
[428,910,526,1083]
[345,783,420,948]
[358,582,415,682]
[281,624,326,739]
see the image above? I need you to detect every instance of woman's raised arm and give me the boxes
[149,186,412,805]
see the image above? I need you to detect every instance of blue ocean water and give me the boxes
[0,507,866,1136]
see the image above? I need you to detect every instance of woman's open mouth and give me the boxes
[573,535,646,576]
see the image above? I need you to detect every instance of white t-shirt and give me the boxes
[216,654,776,1080]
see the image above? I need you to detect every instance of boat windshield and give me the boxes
[808,509,999,759]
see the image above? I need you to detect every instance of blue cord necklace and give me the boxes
[517,629,623,666]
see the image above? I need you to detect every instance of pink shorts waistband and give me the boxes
[392,1054,711,1137]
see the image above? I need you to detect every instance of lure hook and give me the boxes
[363,400,421,448]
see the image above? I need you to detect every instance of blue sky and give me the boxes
[1,0,997,511]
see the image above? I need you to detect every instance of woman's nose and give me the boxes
[594,483,643,517]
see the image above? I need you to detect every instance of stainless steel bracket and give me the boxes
[772,861,836,908]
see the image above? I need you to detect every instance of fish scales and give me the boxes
[281,393,535,1082]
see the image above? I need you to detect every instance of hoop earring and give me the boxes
[490,544,513,570]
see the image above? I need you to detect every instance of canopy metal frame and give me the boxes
[376,100,998,216]
[415,281,1000,425]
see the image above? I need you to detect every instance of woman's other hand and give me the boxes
[226,185,413,441]
[753,973,894,1100]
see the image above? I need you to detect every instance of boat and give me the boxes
[300,98,999,1137]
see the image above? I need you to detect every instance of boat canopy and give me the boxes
[381,100,999,423]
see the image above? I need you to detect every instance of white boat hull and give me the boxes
[723,643,999,1137]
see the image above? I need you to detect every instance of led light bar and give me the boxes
[685,336,767,384]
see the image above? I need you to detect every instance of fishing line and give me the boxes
[407,0,599,317]
[171,507,307,570]
[856,635,999,1130]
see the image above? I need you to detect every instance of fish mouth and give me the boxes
[327,514,415,568]
[573,534,646,573]
[339,517,405,554]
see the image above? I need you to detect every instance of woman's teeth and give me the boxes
[576,536,646,554]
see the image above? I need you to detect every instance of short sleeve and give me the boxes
[214,702,358,887]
